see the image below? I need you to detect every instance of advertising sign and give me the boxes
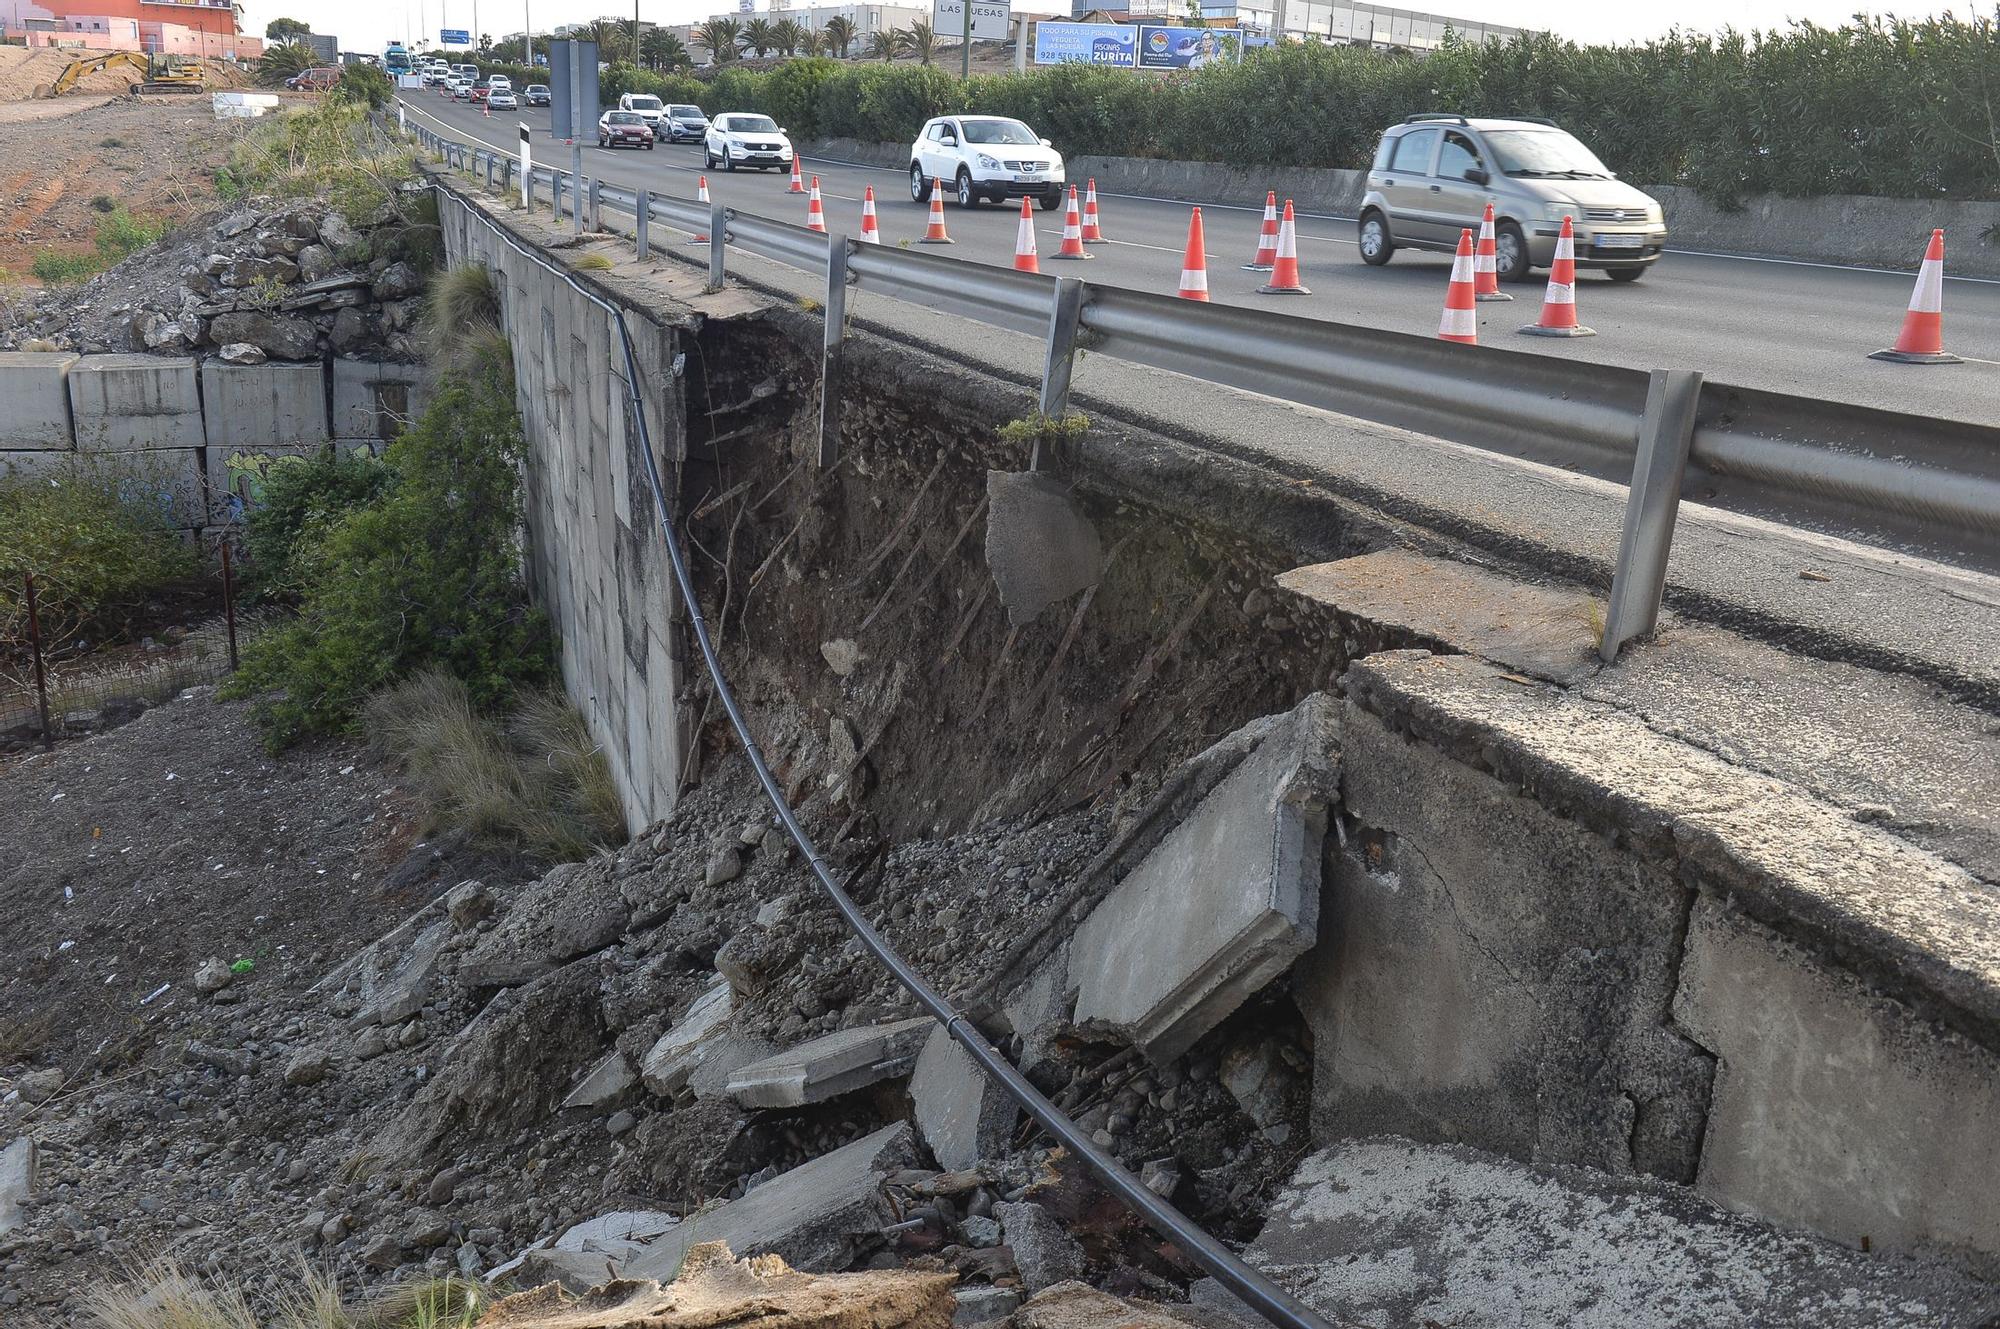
[440,27,470,44]
[1135,24,1241,67]
[934,0,1010,40]
[1033,21,1135,65]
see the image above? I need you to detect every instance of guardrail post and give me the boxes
[708,204,727,291]
[1601,368,1703,663]
[551,172,564,222]
[587,178,603,233]
[635,191,650,260]
[819,237,852,470]
[1036,278,1087,468]
[525,169,536,212]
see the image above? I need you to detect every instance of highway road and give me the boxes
[403,96,2000,424]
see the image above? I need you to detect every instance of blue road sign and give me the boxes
[440,28,470,44]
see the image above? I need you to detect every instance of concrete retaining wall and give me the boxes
[437,188,687,835]
[0,353,431,538]
[802,139,2000,277]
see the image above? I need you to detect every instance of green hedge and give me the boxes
[682,15,2000,204]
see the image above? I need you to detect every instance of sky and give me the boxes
[249,0,1957,65]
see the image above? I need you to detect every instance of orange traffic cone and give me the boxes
[1052,186,1091,260]
[1519,215,1594,338]
[690,175,711,243]
[1081,178,1105,243]
[1245,191,1278,271]
[787,156,806,194]
[1438,228,1477,344]
[1013,197,1039,273]
[805,176,826,233]
[1474,202,1512,303]
[1257,200,1308,295]
[859,185,880,244]
[1177,207,1208,301]
[1870,229,1961,364]
[919,180,953,244]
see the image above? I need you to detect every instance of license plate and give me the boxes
[1596,232,1644,250]
[1015,173,1041,182]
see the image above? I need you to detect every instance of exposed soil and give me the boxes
[0,49,251,103]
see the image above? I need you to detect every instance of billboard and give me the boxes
[546,39,600,140]
[1033,21,1135,64]
[440,27,469,44]
[934,0,1010,40]
[1033,21,1240,66]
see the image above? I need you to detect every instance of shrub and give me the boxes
[31,250,99,284]
[0,464,196,653]
[763,56,839,139]
[225,101,423,222]
[332,61,394,109]
[93,204,165,263]
[240,446,392,600]
[222,363,552,751]
[701,66,771,117]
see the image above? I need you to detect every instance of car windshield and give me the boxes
[1484,129,1613,179]
[527,85,547,92]
[728,115,778,133]
[671,105,702,117]
[608,112,642,124]
[627,96,661,110]
[960,118,1038,146]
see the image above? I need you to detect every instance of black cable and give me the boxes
[431,180,1340,1329]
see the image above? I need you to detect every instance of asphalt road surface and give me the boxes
[405,96,2000,425]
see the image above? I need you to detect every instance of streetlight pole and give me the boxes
[524,0,531,66]
[960,0,970,78]
[633,0,640,64]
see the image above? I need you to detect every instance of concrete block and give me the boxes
[0,1137,36,1237]
[527,1123,918,1287]
[350,920,448,1029]
[204,442,379,525]
[1068,693,1338,1062]
[994,1202,1085,1294]
[0,447,206,530]
[1231,1138,2000,1328]
[726,1016,933,1109]
[459,859,629,988]
[984,471,1103,626]
[199,361,330,450]
[641,978,776,1100]
[910,1025,1017,1171]
[552,1209,677,1257]
[1675,896,2000,1272]
[561,1050,638,1111]
[67,353,205,451]
[331,359,432,441]
[0,352,77,449]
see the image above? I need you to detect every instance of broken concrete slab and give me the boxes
[561,1051,638,1112]
[552,1210,679,1260]
[460,859,629,988]
[641,978,778,1101]
[1278,550,1603,685]
[1226,1138,2000,1328]
[727,1017,934,1110]
[910,1025,1017,1171]
[0,1138,37,1237]
[985,471,1103,626]
[1675,896,2000,1273]
[485,1241,957,1329]
[351,919,448,1028]
[524,1120,916,1288]
[1068,693,1338,1062]
[995,1202,1085,1294]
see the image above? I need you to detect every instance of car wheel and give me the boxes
[723,152,735,172]
[1358,210,1394,265]
[956,168,976,208]
[1607,267,1644,283]
[1039,189,1062,212]
[1495,222,1533,283]
[911,164,931,203]
[598,134,608,148]
[646,140,654,150]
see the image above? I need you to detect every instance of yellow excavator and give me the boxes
[49,51,206,97]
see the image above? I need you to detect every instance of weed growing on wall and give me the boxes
[239,446,393,601]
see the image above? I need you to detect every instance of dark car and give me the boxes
[597,110,654,150]
[524,84,551,106]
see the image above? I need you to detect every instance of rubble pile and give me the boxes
[5,191,433,362]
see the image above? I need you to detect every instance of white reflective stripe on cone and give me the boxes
[1911,259,1945,312]
[1544,281,1576,305]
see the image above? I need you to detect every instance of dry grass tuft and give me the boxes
[84,1261,258,1329]
[82,1262,480,1329]
[572,253,614,271]
[424,264,510,379]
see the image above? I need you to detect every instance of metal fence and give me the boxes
[407,118,2000,662]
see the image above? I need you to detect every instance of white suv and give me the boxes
[619,92,665,133]
[909,115,1064,210]
[703,113,794,172]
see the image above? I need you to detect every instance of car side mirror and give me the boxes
[1465,166,1488,185]
[1040,138,1052,147]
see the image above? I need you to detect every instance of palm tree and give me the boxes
[642,27,690,70]
[257,39,316,87]
[867,27,906,60]
[822,14,856,57]
[586,17,623,51]
[771,18,804,55]
[801,29,827,55]
[694,16,742,62]
[906,18,939,65]
[741,17,777,57]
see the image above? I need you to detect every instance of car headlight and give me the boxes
[1544,201,1578,223]
[976,153,1001,171]
[1646,203,1664,224]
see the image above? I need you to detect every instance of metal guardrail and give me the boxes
[406,113,2000,662]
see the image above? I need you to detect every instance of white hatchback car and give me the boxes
[703,113,794,172]
[909,115,1065,210]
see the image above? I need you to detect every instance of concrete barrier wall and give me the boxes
[0,353,431,539]
[803,139,2000,277]
[437,190,687,835]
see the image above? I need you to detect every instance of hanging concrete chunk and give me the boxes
[985,471,1104,626]
[910,1025,1018,1171]
[1068,693,1339,1062]
[726,1017,935,1110]
[561,1050,638,1111]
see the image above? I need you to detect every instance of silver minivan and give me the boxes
[1358,115,1666,282]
